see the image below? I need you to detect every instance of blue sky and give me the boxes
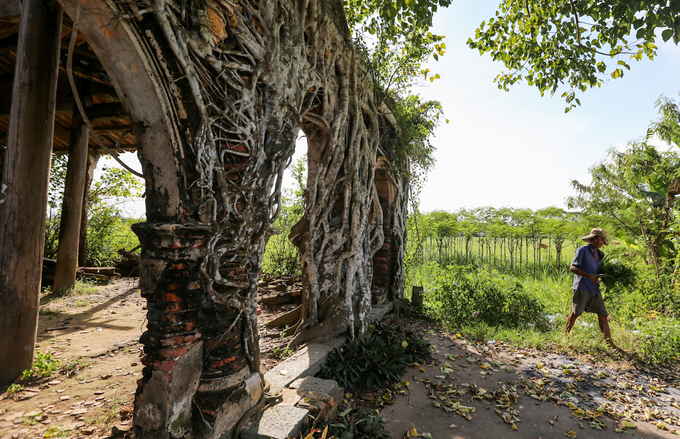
[413,0,680,213]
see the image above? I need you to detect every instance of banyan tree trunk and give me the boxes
[53,0,405,437]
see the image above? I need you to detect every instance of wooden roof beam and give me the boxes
[0,101,126,121]
[0,0,21,17]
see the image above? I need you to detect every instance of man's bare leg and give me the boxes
[565,312,579,334]
[598,314,617,349]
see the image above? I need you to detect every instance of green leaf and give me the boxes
[662,29,674,42]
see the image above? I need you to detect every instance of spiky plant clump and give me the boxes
[318,320,431,391]
[303,401,390,439]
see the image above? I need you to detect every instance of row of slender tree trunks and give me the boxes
[422,234,571,275]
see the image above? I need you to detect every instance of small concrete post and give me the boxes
[411,286,424,307]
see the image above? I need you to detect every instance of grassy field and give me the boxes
[405,261,680,365]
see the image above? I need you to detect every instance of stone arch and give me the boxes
[57,0,184,222]
[43,0,410,437]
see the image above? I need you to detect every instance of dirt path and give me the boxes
[380,327,680,439]
[0,278,298,439]
[1,280,145,439]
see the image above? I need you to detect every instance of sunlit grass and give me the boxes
[406,261,680,365]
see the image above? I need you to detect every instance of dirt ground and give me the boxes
[377,323,680,439]
[2,279,680,439]
[0,278,296,439]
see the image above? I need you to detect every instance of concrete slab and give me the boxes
[264,337,346,392]
[289,376,343,409]
[289,376,338,394]
[240,404,308,439]
[371,302,394,322]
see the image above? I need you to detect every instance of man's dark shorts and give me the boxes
[572,289,608,317]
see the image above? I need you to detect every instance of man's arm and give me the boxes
[570,265,600,284]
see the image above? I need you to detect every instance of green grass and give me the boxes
[21,351,59,381]
[406,261,680,365]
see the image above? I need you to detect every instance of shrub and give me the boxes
[302,401,390,439]
[262,194,302,277]
[636,315,680,364]
[425,266,548,330]
[318,320,431,391]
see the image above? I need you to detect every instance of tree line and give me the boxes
[409,207,584,278]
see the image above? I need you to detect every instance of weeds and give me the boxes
[21,412,42,427]
[273,346,294,360]
[22,352,59,381]
[6,383,21,394]
[43,425,71,437]
[72,299,93,307]
[60,357,90,378]
[634,314,680,364]
[90,397,129,427]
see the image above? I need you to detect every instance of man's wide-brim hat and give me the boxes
[581,228,608,245]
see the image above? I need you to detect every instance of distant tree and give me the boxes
[568,143,680,282]
[537,207,579,271]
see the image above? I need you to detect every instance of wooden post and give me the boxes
[53,113,90,292]
[0,0,63,384]
[78,150,100,267]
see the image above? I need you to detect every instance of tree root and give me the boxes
[265,305,301,328]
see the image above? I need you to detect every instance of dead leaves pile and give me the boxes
[523,359,680,435]
[409,334,680,436]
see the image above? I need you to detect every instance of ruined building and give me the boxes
[0,0,409,437]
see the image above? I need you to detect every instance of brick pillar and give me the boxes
[132,222,262,439]
[371,165,396,304]
[132,222,208,438]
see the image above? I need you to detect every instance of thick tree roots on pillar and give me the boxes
[52,0,410,436]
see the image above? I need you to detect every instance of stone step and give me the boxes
[241,377,343,439]
[240,404,309,439]
[264,337,346,393]
[371,302,394,322]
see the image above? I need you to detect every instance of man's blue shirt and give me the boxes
[572,244,604,295]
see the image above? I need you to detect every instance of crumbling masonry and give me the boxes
[0,0,409,437]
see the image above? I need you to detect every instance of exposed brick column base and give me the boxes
[132,222,209,439]
[132,222,262,439]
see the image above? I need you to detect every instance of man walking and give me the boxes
[564,228,617,349]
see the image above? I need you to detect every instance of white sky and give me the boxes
[111,0,680,217]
